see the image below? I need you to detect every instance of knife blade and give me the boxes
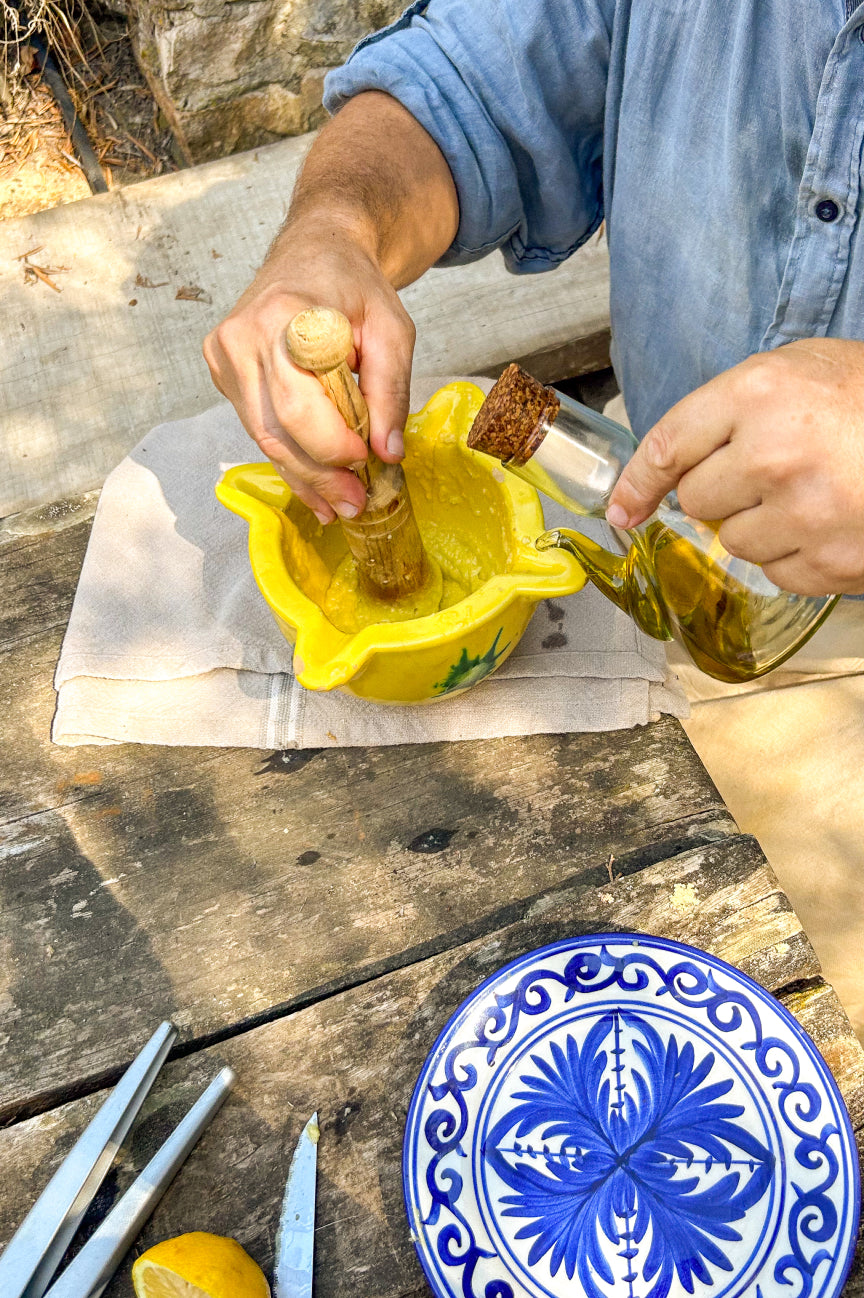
[273,1112,318,1298]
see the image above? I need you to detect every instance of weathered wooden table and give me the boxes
[1,505,862,1296]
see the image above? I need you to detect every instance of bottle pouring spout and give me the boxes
[537,527,672,642]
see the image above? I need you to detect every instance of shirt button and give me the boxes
[815,198,840,222]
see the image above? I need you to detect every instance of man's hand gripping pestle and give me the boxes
[285,307,428,601]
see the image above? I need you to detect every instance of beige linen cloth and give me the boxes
[52,377,687,748]
[607,390,864,1040]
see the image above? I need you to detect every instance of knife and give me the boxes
[273,1112,318,1298]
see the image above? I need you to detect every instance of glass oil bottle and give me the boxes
[467,365,837,683]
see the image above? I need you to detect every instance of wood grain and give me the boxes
[0,837,859,1296]
[0,512,740,1123]
[0,131,610,517]
[5,504,858,1296]
[480,327,612,386]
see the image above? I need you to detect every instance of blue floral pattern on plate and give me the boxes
[403,935,860,1298]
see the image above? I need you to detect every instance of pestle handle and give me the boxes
[285,307,427,600]
[286,309,371,481]
[285,306,355,374]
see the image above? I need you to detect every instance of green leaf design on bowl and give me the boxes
[434,628,510,695]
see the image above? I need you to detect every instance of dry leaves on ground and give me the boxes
[175,284,211,303]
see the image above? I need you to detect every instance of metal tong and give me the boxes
[0,1021,234,1298]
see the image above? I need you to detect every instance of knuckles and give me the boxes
[746,442,798,490]
[764,533,864,595]
[731,356,779,408]
[205,316,248,369]
[385,297,416,342]
[640,421,679,474]
[715,525,745,560]
[397,307,417,348]
[201,326,224,374]
[673,476,708,520]
[760,566,827,598]
[809,539,864,591]
[311,443,366,469]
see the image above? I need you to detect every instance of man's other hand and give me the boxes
[606,338,864,595]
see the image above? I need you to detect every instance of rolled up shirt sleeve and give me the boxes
[323,0,611,273]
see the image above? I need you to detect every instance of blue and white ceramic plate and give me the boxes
[403,934,860,1298]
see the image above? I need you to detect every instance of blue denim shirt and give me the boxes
[324,0,864,438]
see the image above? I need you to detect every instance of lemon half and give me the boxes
[132,1232,270,1298]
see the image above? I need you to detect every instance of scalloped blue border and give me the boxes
[402,932,861,1298]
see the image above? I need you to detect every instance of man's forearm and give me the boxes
[273,91,460,288]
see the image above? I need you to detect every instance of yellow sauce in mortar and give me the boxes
[323,519,486,633]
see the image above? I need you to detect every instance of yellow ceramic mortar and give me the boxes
[216,381,586,704]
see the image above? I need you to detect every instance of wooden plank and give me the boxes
[0,665,735,1124]
[0,836,859,1297]
[0,506,93,662]
[481,326,612,385]
[0,132,610,517]
[0,510,737,1123]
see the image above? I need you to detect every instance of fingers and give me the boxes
[761,552,844,597]
[253,374,367,521]
[673,443,763,521]
[204,277,418,526]
[606,376,734,528]
[265,346,369,468]
[205,312,369,519]
[722,507,864,595]
[357,303,416,461]
[268,301,414,468]
[763,557,864,595]
[204,325,367,520]
[716,504,799,567]
[601,341,864,595]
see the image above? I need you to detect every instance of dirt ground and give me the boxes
[0,8,181,222]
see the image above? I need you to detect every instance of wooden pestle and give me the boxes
[285,307,428,601]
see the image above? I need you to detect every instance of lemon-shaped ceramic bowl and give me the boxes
[216,381,586,704]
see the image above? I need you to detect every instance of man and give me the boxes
[203,0,864,1032]
[203,0,864,597]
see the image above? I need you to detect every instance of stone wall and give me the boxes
[131,0,405,161]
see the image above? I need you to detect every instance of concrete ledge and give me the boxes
[0,132,610,516]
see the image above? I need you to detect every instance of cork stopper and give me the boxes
[467,363,560,466]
